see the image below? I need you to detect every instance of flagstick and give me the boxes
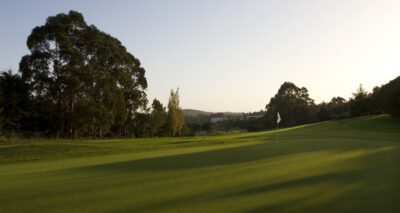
[276,112,281,152]
[276,122,279,152]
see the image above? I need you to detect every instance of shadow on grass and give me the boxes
[71,137,394,175]
[215,171,359,200]
[73,142,276,173]
[116,146,400,212]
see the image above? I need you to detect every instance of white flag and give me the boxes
[277,112,281,124]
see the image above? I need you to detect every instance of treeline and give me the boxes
[130,89,188,138]
[0,11,186,138]
[264,78,399,129]
[1,10,399,138]
[0,66,187,138]
[183,78,399,133]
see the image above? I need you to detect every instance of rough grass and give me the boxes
[0,115,399,212]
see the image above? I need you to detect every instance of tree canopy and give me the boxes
[266,82,315,126]
[375,76,400,116]
[150,99,167,136]
[0,70,31,137]
[18,10,148,137]
[167,88,184,136]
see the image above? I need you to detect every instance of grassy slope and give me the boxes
[0,115,399,212]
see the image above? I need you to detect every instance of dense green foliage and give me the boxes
[377,76,400,116]
[0,70,32,138]
[349,85,372,116]
[18,10,148,138]
[150,99,167,136]
[349,78,400,117]
[167,88,185,136]
[0,115,399,212]
[266,82,316,126]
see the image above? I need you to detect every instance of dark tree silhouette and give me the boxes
[19,11,148,137]
[266,82,316,127]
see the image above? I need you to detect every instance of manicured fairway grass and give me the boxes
[0,115,399,212]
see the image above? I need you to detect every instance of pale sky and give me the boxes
[1,0,399,112]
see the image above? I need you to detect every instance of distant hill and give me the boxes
[183,109,211,117]
[221,112,242,116]
[183,109,242,117]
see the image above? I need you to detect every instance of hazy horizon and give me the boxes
[1,0,399,112]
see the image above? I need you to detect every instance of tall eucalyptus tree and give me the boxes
[19,11,148,137]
